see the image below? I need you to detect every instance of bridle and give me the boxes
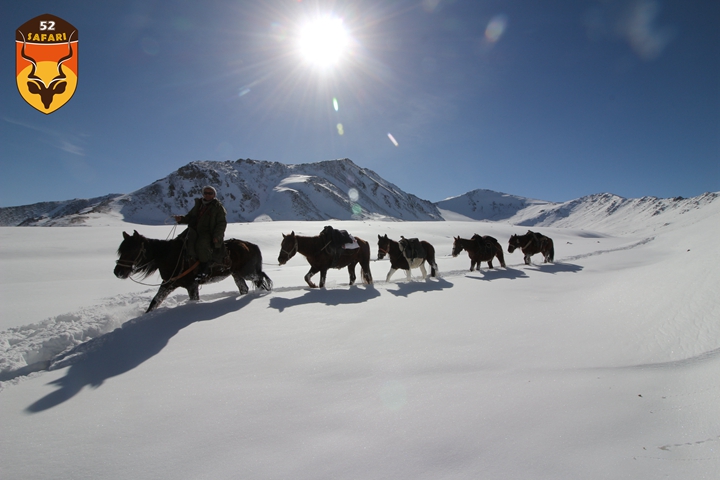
[115,242,146,271]
[280,235,299,259]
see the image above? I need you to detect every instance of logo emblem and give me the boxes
[16,14,78,114]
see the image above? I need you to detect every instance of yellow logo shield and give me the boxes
[16,14,78,114]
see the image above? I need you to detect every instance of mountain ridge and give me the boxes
[0,158,717,232]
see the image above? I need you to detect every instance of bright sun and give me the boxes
[297,16,350,69]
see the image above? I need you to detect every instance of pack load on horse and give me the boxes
[114,230,272,312]
[377,234,438,282]
[319,225,359,265]
[451,234,506,271]
[508,230,555,265]
[278,226,373,288]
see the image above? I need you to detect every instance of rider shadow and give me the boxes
[269,285,380,312]
[25,294,255,414]
[386,277,453,298]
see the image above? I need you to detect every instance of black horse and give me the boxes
[114,230,272,312]
[377,234,438,282]
[452,235,506,271]
[508,230,555,265]
[277,230,373,288]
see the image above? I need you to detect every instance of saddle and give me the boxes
[320,226,359,267]
[472,234,496,255]
[398,236,425,260]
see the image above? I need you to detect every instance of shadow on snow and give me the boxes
[25,293,259,414]
[269,285,380,312]
[385,277,453,297]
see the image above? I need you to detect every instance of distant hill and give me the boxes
[435,189,552,221]
[0,158,717,231]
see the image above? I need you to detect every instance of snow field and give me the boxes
[1,209,719,479]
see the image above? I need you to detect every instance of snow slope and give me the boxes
[1,199,719,479]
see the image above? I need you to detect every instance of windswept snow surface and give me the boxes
[1,201,720,479]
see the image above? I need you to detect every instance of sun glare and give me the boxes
[298,16,350,69]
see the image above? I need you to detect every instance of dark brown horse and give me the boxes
[452,235,506,271]
[377,234,438,282]
[508,230,554,265]
[277,230,373,288]
[114,230,272,312]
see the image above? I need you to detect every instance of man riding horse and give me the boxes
[174,186,227,280]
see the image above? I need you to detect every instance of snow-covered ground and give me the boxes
[1,201,719,479]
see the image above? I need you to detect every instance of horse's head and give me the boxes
[377,234,391,260]
[278,231,298,265]
[114,230,146,279]
[451,236,464,257]
[507,234,519,253]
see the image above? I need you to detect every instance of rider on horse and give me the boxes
[174,186,227,280]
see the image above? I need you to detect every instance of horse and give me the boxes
[277,230,373,288]
[508,230,555,265]
[451,235,506,271]
[377,234,438,282]
[114,230,272,312]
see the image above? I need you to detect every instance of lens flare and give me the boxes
[387,133,399,147]
[336,123,344,135]
[485,14,508,43]
[348,188,359,201]
[333,97,339,111]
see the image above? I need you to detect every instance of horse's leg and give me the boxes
[419,262,427,280]
[362,260,373,285]
[232,272,249,295]
[487,258,494,269]
[386,268,397,282]
[405,268,412,282]
[320,269,329,288]
[347,264,357,286]
[147,284,175,313]
[304,268,319,288]
[187,283,200,301]
[524,253,531,265]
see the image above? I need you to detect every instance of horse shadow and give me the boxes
[525,262,583,274]
[469,267,529,282]
[25,293,257,414]
[269,285,380,312]
[386,277,454,298]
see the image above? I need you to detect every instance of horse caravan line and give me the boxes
[114,225,555,312]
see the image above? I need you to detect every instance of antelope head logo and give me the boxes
[20,31,75,110]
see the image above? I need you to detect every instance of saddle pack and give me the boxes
[320,226,359,267]
[398,236,425,260]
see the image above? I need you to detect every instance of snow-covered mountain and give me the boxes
[435,189,552,221]
[0,158,717,230]
[0,158,442,225]
[439,189,720,234]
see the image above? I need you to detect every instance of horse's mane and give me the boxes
[120,234,181,279]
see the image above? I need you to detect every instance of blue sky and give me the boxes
[2,0,718,207]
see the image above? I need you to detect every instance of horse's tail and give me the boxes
[424,242,438,277]
[254,271,273,291]
[547,238,555,263]
[359,239,374,284]
[495,241,507,268]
